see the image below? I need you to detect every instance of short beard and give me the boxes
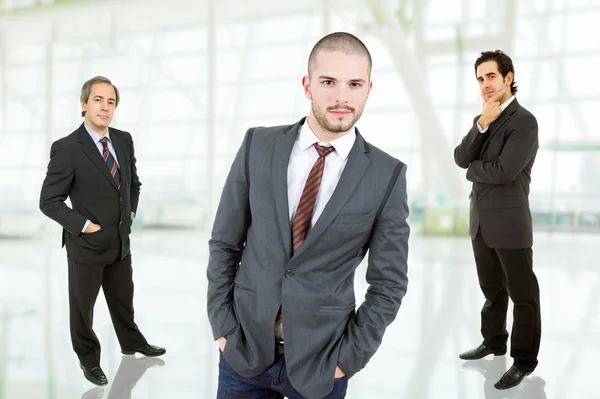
[311,103,362,134]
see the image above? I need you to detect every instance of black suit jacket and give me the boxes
[454,99,538,249]
[40,123,141,265]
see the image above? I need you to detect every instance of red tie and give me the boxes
[276,143,336,326]
[291,143,336,253]
[99,137,121,190]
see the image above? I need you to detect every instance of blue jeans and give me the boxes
[217,351,348,399]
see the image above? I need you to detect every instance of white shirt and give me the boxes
[287,121,356,226]
[477,95,516,133]
[276,121,356,340]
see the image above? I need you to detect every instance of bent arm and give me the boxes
[466,118,538,185]
[454,115,487,169]
[337,164,410,377]
[207,130,253,340]
[39,141,87,235]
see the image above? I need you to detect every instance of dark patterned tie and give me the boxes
[291,143,336,253]
[276,143,336,328]
[99,137,121,189]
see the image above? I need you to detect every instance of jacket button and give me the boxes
[120,197,123,202]
[119,221,123,225]
[284,270,294,278]
[477,196,482,200]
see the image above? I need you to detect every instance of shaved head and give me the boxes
[308,32,372,78]
[302,32,373,142]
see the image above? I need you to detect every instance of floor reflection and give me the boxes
[0,230,597,398]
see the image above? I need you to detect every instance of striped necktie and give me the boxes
[275,143,336,329]
[291,143,336,253]
[99,137,121,189]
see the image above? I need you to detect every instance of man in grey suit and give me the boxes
[454,50,541,390]
[207,32,410,398]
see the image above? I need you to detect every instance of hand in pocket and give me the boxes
[85,222,102,233]
[217,337,227,352]
[334,364,346,378]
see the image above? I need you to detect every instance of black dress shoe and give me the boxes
[494,364,532,390]
[459,344,506,360]
[80,364,108,386]
[122,343,166,357]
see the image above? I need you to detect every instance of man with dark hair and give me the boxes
[208,32,410,398]
[39,76,165,387]
[473,50,519,95]
[454,51,541,390]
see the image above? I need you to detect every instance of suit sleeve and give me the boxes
[454,115,488,169]
[128,133,142,214]
[206,129,252,340]
[337,163,410,377]
[466,115,538,185]
[39,141,87,236]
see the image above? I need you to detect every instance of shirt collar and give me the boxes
[500,95,516,112]
[298,120,356,161]
[84,122,111,143]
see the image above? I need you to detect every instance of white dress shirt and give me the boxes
[287,121,356,226]
[477,95,516,133]
[275,121,356,341]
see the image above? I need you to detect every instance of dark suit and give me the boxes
[208,118,410,398]
[454,99,541,369]
[40,123,147,366]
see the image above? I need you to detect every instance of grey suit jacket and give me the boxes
[454,99,539,249]
[207,117,410,398]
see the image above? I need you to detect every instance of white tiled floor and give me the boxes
[1,226,598,398]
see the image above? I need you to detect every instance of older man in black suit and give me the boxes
[40,76,165,386]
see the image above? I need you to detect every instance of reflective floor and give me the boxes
[1,225,598,398]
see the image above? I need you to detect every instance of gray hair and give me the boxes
[80,76,120,117]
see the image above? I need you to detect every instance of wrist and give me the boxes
[477,117,489,129]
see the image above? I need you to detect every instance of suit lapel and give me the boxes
[292,130,371,259]
[78,124,118,190]
[480,99,520,154]
[272,118,305,257]
[110,130,128,184]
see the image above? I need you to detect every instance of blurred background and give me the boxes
[0,0,598,398]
